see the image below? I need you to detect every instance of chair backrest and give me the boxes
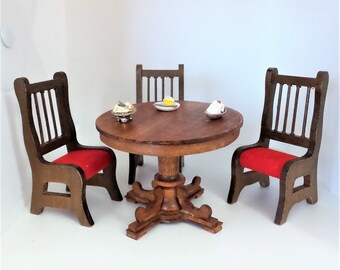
[260,68,329,155]
[136,64,184,103]
[14,72,78,165]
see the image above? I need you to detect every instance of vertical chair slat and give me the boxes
[161,77,165,100]
[301,87,311,138]
[41,91,52,141]
[170,77,174,97]
[274,84,284,131]
[154,77,158,101]
[147,77,150,102]
[33,93,45,144]
[282,85,291,133]
[48,89,59,138]
[291,85,300,134]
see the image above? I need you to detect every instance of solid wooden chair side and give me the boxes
[227,67,329,225]
[14,72,123,226]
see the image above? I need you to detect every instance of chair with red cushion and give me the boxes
[14,72,123,227]
[227,68,329,225]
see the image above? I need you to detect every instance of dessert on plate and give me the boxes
[112,101,136,123]
[113,101,135,114]
[162,96,175,106]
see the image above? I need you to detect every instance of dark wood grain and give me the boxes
[227,67,329,225]
[130,65,185,185]
[97,101,243,156]
[97,101,243,239]
[14,72,122,227]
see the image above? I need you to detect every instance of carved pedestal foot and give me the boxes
[177,188,222,233]
[184,176,204,200]
[125,182,155,204]
[126,156,222,239]
[126,187,163,239]
[126,185,222,239]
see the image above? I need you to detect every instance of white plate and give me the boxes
[153,102,180,111]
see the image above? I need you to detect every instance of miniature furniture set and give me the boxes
[14,66,328,239]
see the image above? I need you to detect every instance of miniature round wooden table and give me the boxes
[96,101,243,239]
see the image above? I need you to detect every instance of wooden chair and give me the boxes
[227,67,329,225]
[128,64,184,184]
[14,72,123,227]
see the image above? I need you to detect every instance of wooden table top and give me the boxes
[96,101,243,157]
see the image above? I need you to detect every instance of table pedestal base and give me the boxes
[125,156,223,240]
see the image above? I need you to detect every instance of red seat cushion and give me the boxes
[53,150,111,179]
[240,147,298,178]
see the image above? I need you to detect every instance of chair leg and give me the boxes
[179,156,184,173]
[128,154,144,185]
[30,180,47,215]
[274,195,293,225]
[77,161,124,225]
[128,153,137,185]
[275,172,319,225]
[228,168,270,204]
[103,165,123,201]
[259,175,270,187]
[76,194,94,227]
[86,163,123,201]
[227,164,245,204]
[68,179,94,227]
[305,172,318,204]
[31,173,96,226]
[274,177,294,225]
[136,154,144,166]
